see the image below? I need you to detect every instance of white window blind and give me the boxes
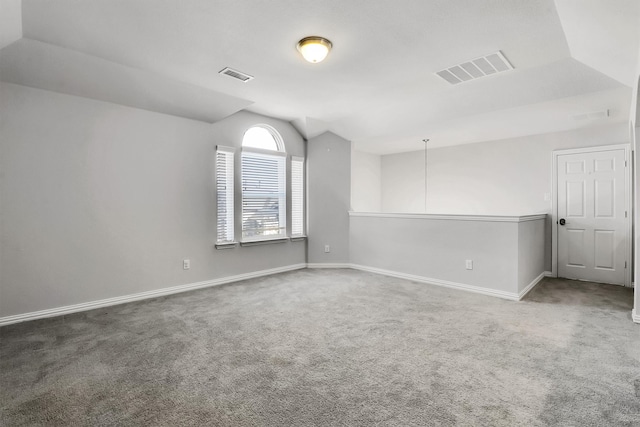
[241,150,286,241]
[216,147,235,243]
[291,157,304,236]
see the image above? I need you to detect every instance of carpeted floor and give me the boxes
[1,269,639,426]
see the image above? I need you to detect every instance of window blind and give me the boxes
[291,157,304,236]
[216,147,235,243]
[241,150,286,241]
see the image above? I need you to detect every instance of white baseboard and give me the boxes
[0,264,307,327]
[349,264,522,301]
[0,263,560,326]
[518,272,546,300]
[633,309,640,324]
[308,263,546,301]
[544,271,554,277]
[306,263,351,269]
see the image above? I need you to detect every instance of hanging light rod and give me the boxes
[297,36,333,63]
[423,138,429,213]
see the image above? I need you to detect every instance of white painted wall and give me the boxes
[380,123,630,271]
[0,83,306,319]
[382,123,629,215]
[351,149,381,212]
[382,150,425,213]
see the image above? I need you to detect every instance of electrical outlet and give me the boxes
[465,259,473,270]
[183,259,190,270]
[324,245,330,253]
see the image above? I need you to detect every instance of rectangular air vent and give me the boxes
[219,67,254,82]
[436,51,513,85]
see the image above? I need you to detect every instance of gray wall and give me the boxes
[380,123,630,271]
[351,149,381,212]
[0,83,306,318]
[517,219,546,293]
[307,132,351,264]
[349,214,540,296]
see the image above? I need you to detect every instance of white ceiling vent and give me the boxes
[571,109,610,121]
[436,51,513,85]
[219,67,254,82]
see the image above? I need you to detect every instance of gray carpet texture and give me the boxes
[1,269,639,426]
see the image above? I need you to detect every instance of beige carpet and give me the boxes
[1,269,639,426]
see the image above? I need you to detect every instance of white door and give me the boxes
[557,148,629,285]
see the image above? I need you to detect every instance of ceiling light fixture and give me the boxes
[297,36,332,63]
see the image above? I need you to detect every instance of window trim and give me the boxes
[215,145,236,246]
[291,156,305,237]
[216,125,306,248]
[240,238,289,247]
[241,146,287,157]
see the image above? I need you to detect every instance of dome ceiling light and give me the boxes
[296,36,332,63]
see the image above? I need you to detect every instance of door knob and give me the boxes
[559,218,566,226]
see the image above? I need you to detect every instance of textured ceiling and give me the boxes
[1,0,638,153]
[0,39,252,123]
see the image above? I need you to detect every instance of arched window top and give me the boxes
[242,125,285,152]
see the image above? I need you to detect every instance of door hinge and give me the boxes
[625,261,627,269]
[625,211,628,218]
[625,160,627,167]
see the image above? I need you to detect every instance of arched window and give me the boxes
[215,124,305,246]
[241,126,287,241]
[241,126,284,151]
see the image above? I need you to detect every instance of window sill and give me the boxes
[240,238,289,247]
[217,236,306,248]
[215,242,238,250]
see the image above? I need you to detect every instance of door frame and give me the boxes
[551,144,632,286]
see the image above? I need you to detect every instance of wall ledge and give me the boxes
[349,212,546,223]
[0,263,307,327]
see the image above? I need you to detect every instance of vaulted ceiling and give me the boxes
[1,0,638,153]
